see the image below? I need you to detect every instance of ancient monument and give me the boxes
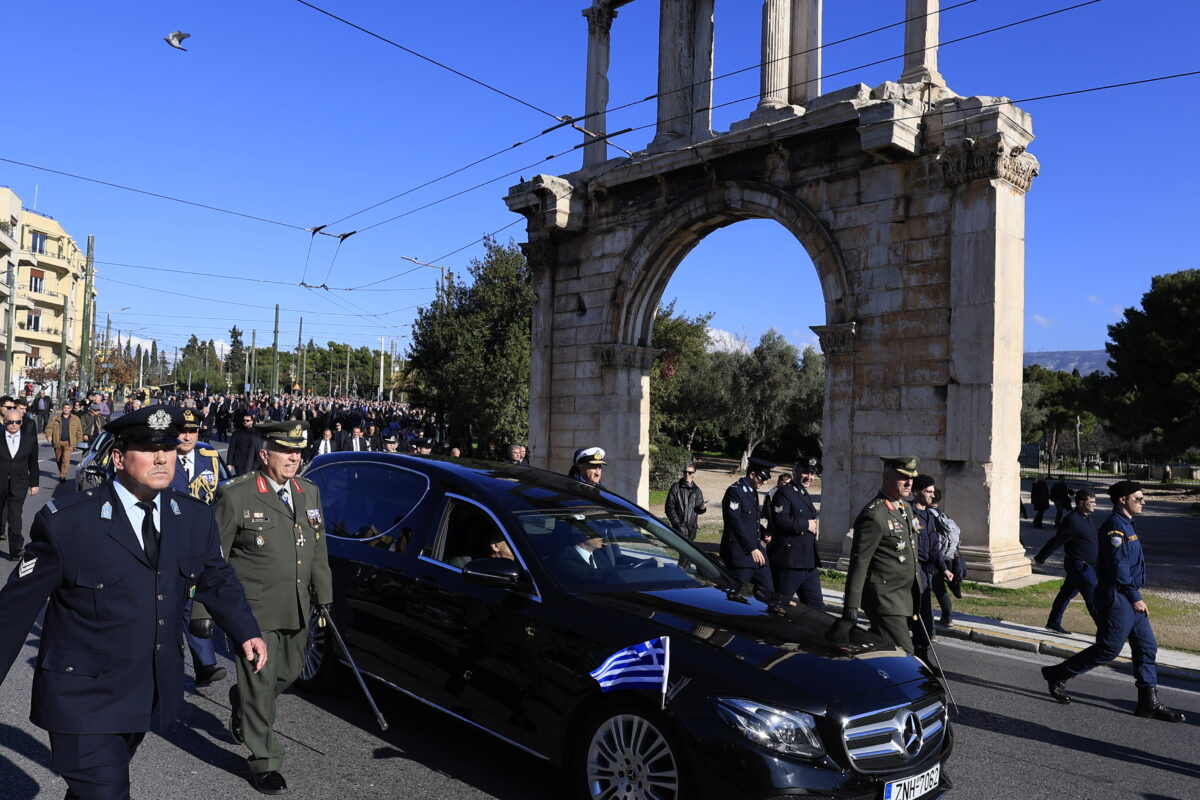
[505,0,1037,582]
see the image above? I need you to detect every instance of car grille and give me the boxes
[840,695,946,773]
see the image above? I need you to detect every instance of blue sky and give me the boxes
[4,0,1197,359]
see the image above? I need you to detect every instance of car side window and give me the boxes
[431,498,508,568]
[307,462,429,540]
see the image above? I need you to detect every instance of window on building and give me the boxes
[27,347,40,368]
[26,310,41,332]
[30,232,46,254]
[29,269,44,294]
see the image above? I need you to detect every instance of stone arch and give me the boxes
[612,181,850,350]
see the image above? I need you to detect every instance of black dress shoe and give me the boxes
[195,664,227,688]
[1041,665,1071,704]
[249,771,288,795]
[1046,622,1071,634]
[229,685,244,743]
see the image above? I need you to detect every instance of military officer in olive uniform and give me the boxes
[720,457,775,595]
[193,421,333,795]
[768,456,825,610]
[829,457,922,653]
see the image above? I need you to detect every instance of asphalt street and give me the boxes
[0,436,1197,798]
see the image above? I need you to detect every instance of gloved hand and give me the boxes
[826,608,858,644]
[188,618,215,639]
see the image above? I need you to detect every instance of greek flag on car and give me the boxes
[590,637,671,705]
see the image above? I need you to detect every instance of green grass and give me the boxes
[649,489,668,506]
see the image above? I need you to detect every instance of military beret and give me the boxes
[1108,480,1142,502]
[913,474,936,493]
[882,456,920,477]
[256,420,307,449]
[179,407,203,431]
[575,446,606,466]
[105,405,182,447]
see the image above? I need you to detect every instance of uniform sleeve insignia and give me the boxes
[728,500,740,511]
[1110,534,1124,547]
[17,556,36,578]
[100,501,113,520]
[170,498,182,516]
[774,504,783,514]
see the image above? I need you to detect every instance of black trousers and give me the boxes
[49,731,146,800]
[773,567,826,610]
[0,486,25,554]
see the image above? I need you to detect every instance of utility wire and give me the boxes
[337,0,1101,241]
[324,0,983,229]
[292,0,562,121]
[97,275,410,316]
[0,156,326,234]
[94,260,432,291]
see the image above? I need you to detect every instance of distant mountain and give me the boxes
[1023,350,1110,375]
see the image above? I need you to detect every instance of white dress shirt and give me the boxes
[112,480,160,549]
[6,432,19,459]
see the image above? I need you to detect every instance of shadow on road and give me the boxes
[0,722,53,799]
[954,704,1200,779]
[160,699,251,779]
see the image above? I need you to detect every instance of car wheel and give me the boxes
[575,703,686,800]
[296,605,338,691]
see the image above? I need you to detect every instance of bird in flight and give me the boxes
[164,31,191,51]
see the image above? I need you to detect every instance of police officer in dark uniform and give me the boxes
[1041,481,1185,722]
[0,405,266,799]
[172,407,228,688]
[768,456,824,610]
[720,457,775,595]
[829,457,922,653]
[1034,488,1100,634]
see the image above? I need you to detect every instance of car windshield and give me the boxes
[513,507,733,592]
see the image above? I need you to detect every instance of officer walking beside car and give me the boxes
[768,456,825,610]
[829,457,922,654]
[1035,488,1100,633]
[720,457,775,595]
[192,420,333,794]
[1040,480,1186,722]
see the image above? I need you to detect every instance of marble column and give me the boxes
[758,0,792,111]
[788,0,821,105]
[582,2,618,167]
[651,0,694,150]
[900,0,946,86]
[690,0,716,142]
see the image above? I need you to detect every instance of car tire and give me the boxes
[295,605,339,692]
[573,701,688,800]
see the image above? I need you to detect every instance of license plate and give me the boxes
[883,763,940,800]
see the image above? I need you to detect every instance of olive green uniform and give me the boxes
[842,491,922,652]
[194,470,332,775]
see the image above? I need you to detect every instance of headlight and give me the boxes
[715,697,825,759]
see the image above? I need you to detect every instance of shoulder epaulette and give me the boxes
[42,488,99,516]
[867,499,882,510]
[167,487,206,507]
[220,473,254,488]
[197,447,219,457]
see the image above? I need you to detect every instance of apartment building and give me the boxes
[0,186,95,395]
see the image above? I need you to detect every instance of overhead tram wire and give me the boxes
[383,65,1198,293]
[322,0,985,229]
[0,156,330,235]
[93,260,433,292]
[292,0,563,122]
[97,275,411,317]
[326,0,1102,246]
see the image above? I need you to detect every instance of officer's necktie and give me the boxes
[136,500,160,568]
[278,487,291,511]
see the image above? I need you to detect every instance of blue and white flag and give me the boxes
[590,636,671,706]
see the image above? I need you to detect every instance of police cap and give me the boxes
[747,456,774,479]
[105,405,182,448]
[882,456,920,477]
[256,420,307,449]
[179,407,203,431]
[794,455,821,475]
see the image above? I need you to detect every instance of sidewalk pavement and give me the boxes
[819,587,1200,684]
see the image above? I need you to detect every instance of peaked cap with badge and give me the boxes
[105,404,183,447]
[574,446,606,467]
[255,420,308,449]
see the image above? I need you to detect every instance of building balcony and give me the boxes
[30,249,72,274]
[27,289,65,308]
[16,326,63,345]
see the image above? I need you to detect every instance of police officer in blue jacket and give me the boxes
[720,457,775,594]
[0,405,268,798]
[1034,488,1100,633]
[1041,480,1185,722]
[768,456,824,610]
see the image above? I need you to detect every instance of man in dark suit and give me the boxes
[341,425,370,452]
[0,405,267,799]
[227,411,260,476]
[0,407,41,559]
